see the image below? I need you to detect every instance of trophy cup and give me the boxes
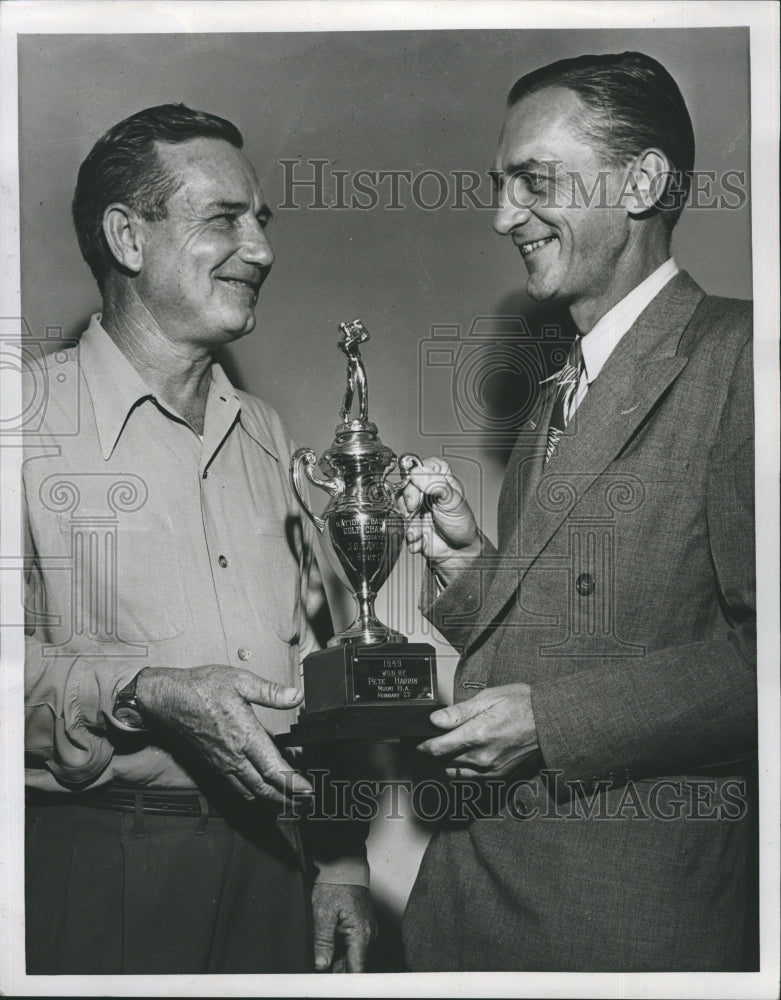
[277,320,443,746]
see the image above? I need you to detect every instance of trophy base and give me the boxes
[276,703,444,747]
[276,641,443,746]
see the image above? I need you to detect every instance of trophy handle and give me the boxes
[389,453,452,512]
[290,448,344,533]
[384,452,424,497]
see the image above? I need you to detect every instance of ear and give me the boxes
[623,149,675,218]
[102,203,145,275]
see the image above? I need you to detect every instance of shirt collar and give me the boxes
[204,364,279,463]
[79,315,278,463]
[79,315,156,460]
[234,387,280,461]
[580,257,680,384]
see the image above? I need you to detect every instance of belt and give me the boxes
[26,786,223,819]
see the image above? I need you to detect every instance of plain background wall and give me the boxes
[18,27,752,540]
[18,27,751,962]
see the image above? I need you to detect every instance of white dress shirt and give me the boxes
[568,257,679,419]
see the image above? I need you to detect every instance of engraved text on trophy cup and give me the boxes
[329,509,405,595]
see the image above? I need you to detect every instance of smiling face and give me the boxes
[134,137,274,347]
[493,87,637,329]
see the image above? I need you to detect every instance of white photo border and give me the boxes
[1,2,778,997]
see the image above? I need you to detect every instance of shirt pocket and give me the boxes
[57,511,187,642]
[250,516,301,645]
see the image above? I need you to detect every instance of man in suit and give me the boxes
[401,52,756,971]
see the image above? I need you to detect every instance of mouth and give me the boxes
[217,276,261,293]
[516,235,559,258]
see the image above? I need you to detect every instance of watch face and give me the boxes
[114,703,145,729]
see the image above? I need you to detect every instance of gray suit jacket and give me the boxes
[402,272,756,971]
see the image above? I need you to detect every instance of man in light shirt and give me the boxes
[401,52,756,971]
[23,104,375,974]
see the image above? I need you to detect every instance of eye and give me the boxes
[521,172,547,193]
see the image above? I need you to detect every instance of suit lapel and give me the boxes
[496,384,554,549]
[464,271,706,655]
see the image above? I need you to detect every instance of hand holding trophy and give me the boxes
[278,320,443,746]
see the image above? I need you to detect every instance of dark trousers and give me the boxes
[25,798,312,974]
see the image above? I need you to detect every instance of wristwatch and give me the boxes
[112,669,149,731]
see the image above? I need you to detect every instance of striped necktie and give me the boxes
[545,337,585,463]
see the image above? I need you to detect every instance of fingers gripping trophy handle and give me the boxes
[392,453,424,496]
[394,453,450,508]
[290,448,343,533]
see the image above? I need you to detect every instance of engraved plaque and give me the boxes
[352,652,434,703]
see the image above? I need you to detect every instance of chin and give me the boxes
[221,312,257,341]
[525,275,559,302]
[238,314,257,336]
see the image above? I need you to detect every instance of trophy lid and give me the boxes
[321,419,396,474]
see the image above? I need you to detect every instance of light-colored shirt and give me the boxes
[569,257,680,419]
[23,316,366,883]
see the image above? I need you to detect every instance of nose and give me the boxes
[493,178,534,236]
[239,218,275,268]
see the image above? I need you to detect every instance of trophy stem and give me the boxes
[328,587,406,646]
[356,590,381,635]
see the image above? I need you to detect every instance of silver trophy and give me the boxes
[280,320,442,745]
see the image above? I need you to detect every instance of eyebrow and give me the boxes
[206,199,274,222]
[501,158,556,176]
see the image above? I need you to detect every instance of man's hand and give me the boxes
[312,883,377,973]
[417,684,540,778]
[136,665,312,803]
[400,457,482,587]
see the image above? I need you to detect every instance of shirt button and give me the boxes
[218,555,229,568]
[238,648,252,661]
[575,572,595,596]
